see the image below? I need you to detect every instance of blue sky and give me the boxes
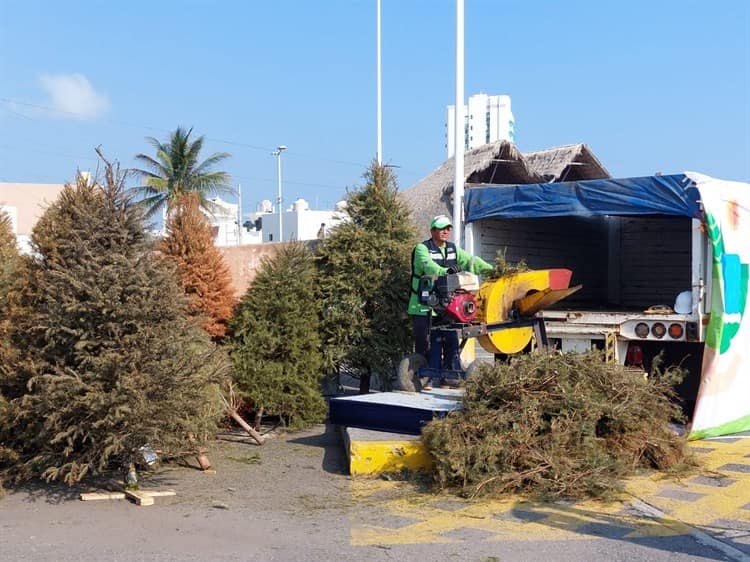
[1,0,749,219]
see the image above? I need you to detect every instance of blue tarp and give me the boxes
[465,174,702,222]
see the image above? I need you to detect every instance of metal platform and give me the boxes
[329,388,463,435]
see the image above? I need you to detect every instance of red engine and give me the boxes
[444,293,478,323]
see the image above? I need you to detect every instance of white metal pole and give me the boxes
[376,0,383,165]
[277,152,283,243]
[453,0,464,246]
[237,183,242,246]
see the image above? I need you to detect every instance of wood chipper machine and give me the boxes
[397,269,581,391]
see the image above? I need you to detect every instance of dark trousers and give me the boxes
[429,330,460,371]
[411,314,460,372]
[411,314,431,357]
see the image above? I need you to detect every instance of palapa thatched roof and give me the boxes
[524,144,609,183]
[400,141,610,231]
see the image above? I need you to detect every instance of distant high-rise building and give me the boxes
[446,93,515,157]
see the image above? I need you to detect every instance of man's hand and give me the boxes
[446,266,461,274]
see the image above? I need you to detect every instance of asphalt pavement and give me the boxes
[0,425,748,561]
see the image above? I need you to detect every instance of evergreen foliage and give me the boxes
[422,351,689,500]
[0,208,17,267]
[229,243,325,429]
[0,210,21,376]
[0,211,22,479]
[159,193,236,340]
[316,162,417,391]
[0,155,228,485]
[490,247,529,278]
[129,126,234,220]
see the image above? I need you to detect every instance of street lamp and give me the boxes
[271,145,287,242]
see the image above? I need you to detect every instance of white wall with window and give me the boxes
[253,198,348,243]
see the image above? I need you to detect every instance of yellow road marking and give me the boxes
[625,439,750,527]
[350,483,679,545]
[350,439,750,545]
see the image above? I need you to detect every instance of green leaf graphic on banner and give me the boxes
[703,211,747,353]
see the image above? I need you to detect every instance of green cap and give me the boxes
[430,215,453,229]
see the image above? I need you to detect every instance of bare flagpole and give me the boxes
[376,0,383,165]
[452,0,465,246]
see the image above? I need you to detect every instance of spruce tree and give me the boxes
[158,193,236,340]
[316,162,417,392]
[229,243,326,429]
[0,210,20,376]
[1,154,228,484]
[0,211,22,476]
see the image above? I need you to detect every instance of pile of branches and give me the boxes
[422,351,689,500]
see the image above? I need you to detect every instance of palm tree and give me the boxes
[130,126,234,220]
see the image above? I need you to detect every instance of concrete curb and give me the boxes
[342,426,432,476]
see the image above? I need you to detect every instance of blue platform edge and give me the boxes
[329,390,463,435]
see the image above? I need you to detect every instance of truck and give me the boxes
[465,173,726,416]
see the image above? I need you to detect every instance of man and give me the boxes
[408,215,494,381]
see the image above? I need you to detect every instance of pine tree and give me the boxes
[0,211,22,477]
[0,210,20,375]
[229,243,326,429]
[1,154,228,484]
[316,162,417,392]
[0,209,16,263]
[158,193,236,340]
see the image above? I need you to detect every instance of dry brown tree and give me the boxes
[158,193,236,340]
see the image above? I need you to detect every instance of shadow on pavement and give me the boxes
[288,422,348,475]
[4,472,118,505]
[3,460,192,505]
[509,500,734,560]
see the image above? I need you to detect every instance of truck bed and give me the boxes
[477,215,693,312]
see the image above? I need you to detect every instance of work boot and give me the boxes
[441,377,463,389]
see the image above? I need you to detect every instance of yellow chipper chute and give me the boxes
[474,269,582,354]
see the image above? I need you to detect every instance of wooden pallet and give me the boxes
[80,489,176,506]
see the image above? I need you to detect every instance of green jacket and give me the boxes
[407,241,494,316]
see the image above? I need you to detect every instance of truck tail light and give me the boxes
[634,322,649,338]
[626,344,643,367]
[668,323,683,339]
[651,322,666,339]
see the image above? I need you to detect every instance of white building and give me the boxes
[446,93,515,157]
[204,197,348,245]
[251,198,348,243]
[202,196,266,246]
[0,182,66,254]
